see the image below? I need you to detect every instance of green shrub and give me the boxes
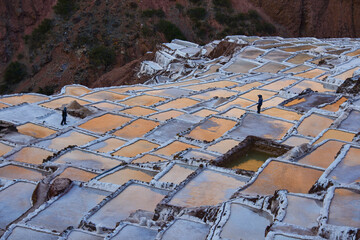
[248,10,260,20]
[37,85,58,95]
[24,19,53,50]
[156,20,186,42]
[187,8,207,21]
[53,0,77,18]
[189,0,201,4]
[213,0,231,8]
[141,25,154,37]
[129,2,138,9]
[3,62,27,84]
[89,45,116,67]
[175,3,184,11]
[142,9,165,18]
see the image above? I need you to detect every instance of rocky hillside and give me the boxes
[0,0,359,95]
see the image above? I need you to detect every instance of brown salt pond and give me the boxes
[63,85,92,96]
[240,89,277,101]
[249,97,286,111]
[113,119,159,139]
[27,185,109,232]
[297,140,345,169]
[283,195,321,228]
[56,167,97,182]
[0,94,49,105]
[143,88,192,98]
[282,136,310,146]
[261,79,297,91]
[262,50,292,62]
[216,97,255,111]
[0,102,9,109]
[6,146,53,165]
[88,138,126,153]
[242,161,323,195]
[88,184,167,229]
[79,113,131,134]
[328,147,360,184]
[89,102,124,111]
[192,109,218,118]
[148,110,184,121]
[220,203,272,240]
[0,165,46,181]
[297,114,333,138]
[120,106,157,117]
[110,85,151,93]
[119,95,166,106]
[54,149,122,170]
[232,82,263,92]
[328,188,360,228]
[185,81,239,91]
[17,123,56,138]
[294,68,326,79]
[98,167,158,185]
[253,62,288,74]
[321,97,347,112]
[206,139,241,154]
[154,79,203,89]
[81,91,129,102]
[221,108,246,119]
[283,65,311,74]
[237,48,265,59]
[223,59,259,73]
[156,98,200,111]
[37,130,97,150]
[282,45,316,52]
[131,154,168,164]
[187,117,237,142]
[40,96,90,109]
[0,182,37,230]
[286,53,314,64]
[168,169,246,207]
[0,142,13,156]
[262,108,302,121]
[345,48,360,56]
[154,141,199,156]
[313,129,355,145]
[191,89,237,100]
[158,164,196,184]
[113,140,159,158]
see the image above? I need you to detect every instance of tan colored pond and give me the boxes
[154,141,199,156]
[262,79,297,91]
[240,89,277,101]
[262,50,292,62]
[0,102,8,109]
[63,86,91,96]
[192,109,218,117]
[223,59,259,73]
[283,65,312,74]
[221,108,246,119]
[113,140,159,158]
[314,129,355,145]
[82,91,128,102]
[191,89,237,100]
[333,67,360,81]
[41,97,90,109]
[38,130,97,150]
[187,117,237,142]
[0,142,13,156]
[54,149,122,170]
[148,110,184,121]
[232,82,263,92]
[56,167,97,182]
[156,98,200,110]
[242,161,323,195]
[158,164,196,184]
[288,80,334,94]
[321,97,347,112]
[253,62,288,74]
[90,102,124,111]
[216,97,255,111]
[328,188,360,228]
[345,48,360,56]
[262,108,302,121]
[294,68,326,79]
[0,94,49,105]
[121,106,157,116]
[79,114,131,134]
[0,165,46,181]
[297,140,344,169]
[286,53,314,64]
[110,86,151,93]
[88,138,126,153]
[113,119,159,139]
[99,167,157,185]
[282,136,310,146]
[282,45,316,52]
[207,139,241,154]
[238,48,265,59]
[17,123,56,138]
[7,147,53,165]
[197,64,221,75]
[183,81,238,91]
[120,95,166,106]
[169,169,245,207]
[297,114,333,138]
[131,154,168,164]
[154,79,202,89]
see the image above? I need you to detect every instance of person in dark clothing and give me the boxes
[61,107,67,125]
[257,95,263,114]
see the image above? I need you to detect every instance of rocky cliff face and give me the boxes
[0,0,56,63]
[250,0,360,37]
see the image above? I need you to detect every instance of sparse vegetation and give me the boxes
[187,8,207,21]
[129,2,138,9]
[37,85,58,95]
[53,0,78,18]
[156,20,186,42]
[89,45,116,67]
[213,0,232,8]
[3,61,27,84]
[24,19,53,50]
[142,9,165,18]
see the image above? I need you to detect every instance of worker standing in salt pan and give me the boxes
[61,107,67,125]
[257,95,263,114]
